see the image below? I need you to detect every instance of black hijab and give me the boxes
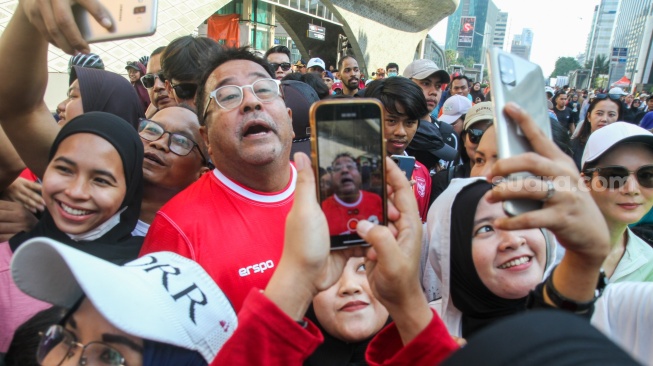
[9,112,144,264]
[71,66,145,130]
[449,181,527,338]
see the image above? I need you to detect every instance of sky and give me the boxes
[428,0,601,77]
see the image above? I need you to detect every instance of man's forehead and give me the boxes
[152,107,200,134]
[207,60,269,88]
[342,58,358,68]
[267,52,289,62]
[147,54,162,74]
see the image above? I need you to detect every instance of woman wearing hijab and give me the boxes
[0,112,144,357]
[470,82,485,104]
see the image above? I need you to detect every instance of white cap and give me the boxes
[11,238,238,363]
[545,86,555,95]
[307,58,325,70]
[439,95,472,124]
[403,59,451,83]
[608,87,628,96]
[581,122,653,168]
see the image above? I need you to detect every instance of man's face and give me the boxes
[146,53,177,110]
[141,107,207,191]
[556,94,568,108]
[323,76,334,90]
[128,68,141,83]
[451,78,469,97]
[412,75,443,113]
[387,67,398,77]
[384,103,418,156]
[267,52,292,80]
[340,58,360,93]
[308,66,324,74]
[200,60,294,174]
[331,156,362,199]
[648,99,653,110]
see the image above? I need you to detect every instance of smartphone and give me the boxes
[310,99,387,249]
[486,47,552,216]
[73,0,158,43]
[391,155,415,181]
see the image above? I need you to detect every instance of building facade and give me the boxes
[493,12,508,50]
[445,0,500,65]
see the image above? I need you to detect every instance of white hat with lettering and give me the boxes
[307,57,326,71]
[11,237,237,363]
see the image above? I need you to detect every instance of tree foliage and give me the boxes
[445,50,457,67]
[549,56,582,78]
[583,54,610,88]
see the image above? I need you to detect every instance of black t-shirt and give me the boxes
[553,107,573,128]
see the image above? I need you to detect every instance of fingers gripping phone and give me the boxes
[486,47,553,216]
[391,155,415,181]
[310,99,388,249]
[73,0,158,43]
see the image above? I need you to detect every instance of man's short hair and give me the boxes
[363,77,428,121]
[196,47,275,126]
[337,56,356,71]
[386,62,399,72]
[451,74,471,87]
[264,45,291,60]
[161,36,222,84]
[150,46,167,58]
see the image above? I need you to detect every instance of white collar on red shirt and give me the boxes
[212,165,297,203]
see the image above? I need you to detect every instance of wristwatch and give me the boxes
[544,266,607,313]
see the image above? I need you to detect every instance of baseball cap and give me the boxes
[608,87,628,96]
[307,58,325,71]
[403,59,450,84]
[125,61,141,71]
[463,101,493,130]
[323,70,334,80]
[545,86,555,96]
[405,120,459,164]
[332,81,343,91]
[439,95,472,124]
[11,237,238,364]
[581,122,653,168]
[280,80,320,158]
[294,59,306,67]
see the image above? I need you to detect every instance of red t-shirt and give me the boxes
[321,191,383,235]
[411,161,432,222]
[140,166,296,312]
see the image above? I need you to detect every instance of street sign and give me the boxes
[307,23,326,41]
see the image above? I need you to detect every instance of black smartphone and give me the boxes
[486,47,552,216]
[391,155,415,181]
[310,99,387,249]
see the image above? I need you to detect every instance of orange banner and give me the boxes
[207,14,240,47]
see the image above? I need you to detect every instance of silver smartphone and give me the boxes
[310,99,387,249]
[73,0,158,43]
[486,47,552,216]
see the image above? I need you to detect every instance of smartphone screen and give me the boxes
[310,99,387,249]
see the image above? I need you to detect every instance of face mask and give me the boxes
[388,72,398,77]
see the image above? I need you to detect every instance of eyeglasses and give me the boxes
[202,78,281,119]
[332,163,358,173]
[467,128,485,144]
[37,324,126,366]
[584,164,653,189]
[594,94,622,101]
[140,72,166,88]
[269,62,291,71]
[138,119,207,163]
[170,82,198,100]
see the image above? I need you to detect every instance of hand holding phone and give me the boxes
[310,99,387,249]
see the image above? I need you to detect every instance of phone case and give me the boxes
[73,0,158,43]
[486,47,552,216]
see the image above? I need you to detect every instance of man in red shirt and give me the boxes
[140,47,296,312]
[364,77,432,221]
[321,153,383,235]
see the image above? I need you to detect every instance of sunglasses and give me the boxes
[269,62,291,71]
[170,82,198,100]
[466,128,485,144]
[140,71,166,88]
[584,164,653,189]
[594,93,622,101]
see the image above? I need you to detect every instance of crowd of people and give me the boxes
[0,1,653,365]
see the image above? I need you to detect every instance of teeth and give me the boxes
[498,256,530,269]
[61,203,91,216]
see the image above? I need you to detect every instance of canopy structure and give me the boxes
[612,76,631,87]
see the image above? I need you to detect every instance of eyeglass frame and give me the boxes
[201,78,282,121]
[269,62,291,71]
[137,118,209,164]
[37,324,128,366]
[140,71,166,89]
[583,164,653,189]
